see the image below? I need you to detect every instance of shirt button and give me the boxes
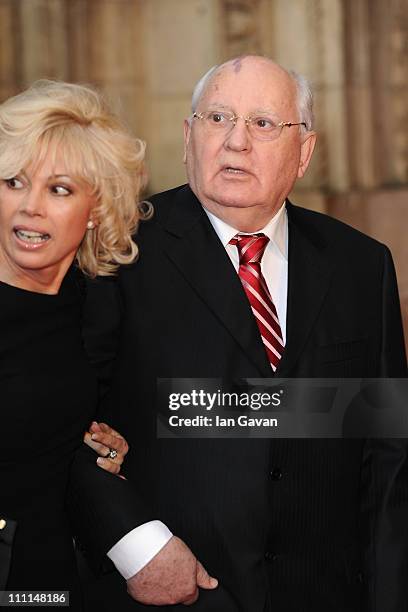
[264,551,278,561]
[270,467,283,480]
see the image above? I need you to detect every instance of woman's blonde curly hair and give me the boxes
[0,79,150,276]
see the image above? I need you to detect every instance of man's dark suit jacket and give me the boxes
[73,184,408,612]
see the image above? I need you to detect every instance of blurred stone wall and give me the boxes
[0,0,407,348]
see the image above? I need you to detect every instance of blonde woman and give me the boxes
[0,80,148,608]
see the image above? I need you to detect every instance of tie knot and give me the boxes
[230,233,269,265]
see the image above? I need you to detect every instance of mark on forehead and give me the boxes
[232,58,242,73]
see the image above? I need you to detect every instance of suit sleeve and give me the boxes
[363,245,408,612]
[81,276,123,399]
[68,445,153,574]
[68,276,152,573]
[378,245,407,376]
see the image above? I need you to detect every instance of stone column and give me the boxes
[140,0,220,192]
[343,0,376,188]
[269,0,349,211]
[67,0,147,139]
[0,0,21,100]
[18,0,69,85]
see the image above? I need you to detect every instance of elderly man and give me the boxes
[75,56,407,612]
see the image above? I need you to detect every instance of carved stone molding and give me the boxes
[390,0,408,182]
[220,0,262,57]
[0,0,21,99]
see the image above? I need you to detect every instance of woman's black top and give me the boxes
[0,270,98,608]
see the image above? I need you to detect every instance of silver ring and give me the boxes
[107,448,118,460]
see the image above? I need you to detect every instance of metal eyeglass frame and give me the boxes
[192,110,307,141]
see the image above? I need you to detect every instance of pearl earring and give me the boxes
[87,220,94,230]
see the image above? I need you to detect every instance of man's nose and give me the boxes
[224,117,251,152]
[20,189,46,216]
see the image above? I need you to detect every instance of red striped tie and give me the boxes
[230,233,284,372]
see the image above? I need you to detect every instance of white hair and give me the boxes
[190,57,314,131]
[288,69,314,131]
[191,65,219,115]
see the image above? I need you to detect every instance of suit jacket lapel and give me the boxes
[160,186,272,377]
[276,202,334,376]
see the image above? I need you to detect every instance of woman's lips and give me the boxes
[13,228,51,248]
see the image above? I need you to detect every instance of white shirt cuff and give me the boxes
[107,520,173,580]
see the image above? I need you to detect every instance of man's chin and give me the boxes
[207,194,258,210]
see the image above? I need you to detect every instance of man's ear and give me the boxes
[297,131,317,178]
[183,118,191,164]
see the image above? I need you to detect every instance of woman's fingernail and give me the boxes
[91,434,98,440]
[97,457,105,465]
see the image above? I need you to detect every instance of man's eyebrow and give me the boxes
[250,108,277,115]
[204,103,233,110]
[202,103,279,116]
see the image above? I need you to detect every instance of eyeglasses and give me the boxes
[192,109,307,142]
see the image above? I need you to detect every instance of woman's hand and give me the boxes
[83,421,129,475]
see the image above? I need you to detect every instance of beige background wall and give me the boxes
[1,0,407,348]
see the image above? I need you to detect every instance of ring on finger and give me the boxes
[106,448,118,460]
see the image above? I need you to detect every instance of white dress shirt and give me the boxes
[107,202,289,580]
[204,202,288,344]
[107,520,173,580]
